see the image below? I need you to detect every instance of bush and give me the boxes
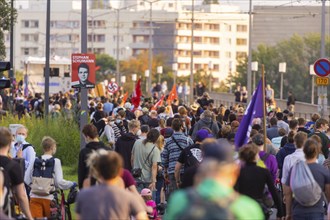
[0,115,80,167]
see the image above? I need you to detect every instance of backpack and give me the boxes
[176,188,237,220]
[1,161,16,218]
[290,160,322,206]
[30,157,56,196]
[185,145,202,168]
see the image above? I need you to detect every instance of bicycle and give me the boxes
[50,187,78,220]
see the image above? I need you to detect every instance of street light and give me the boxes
[251,61,258,89]
[157,66,163,84]
[143,0,161,96]
[172,63,178,86]
[121,76,126,84]
[279,62,286,100]
[309,64,316,104]
[132,73,137,88]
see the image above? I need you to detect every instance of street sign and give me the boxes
[313,58,330,77]
[107,82,119,93]
[315,77,329,86]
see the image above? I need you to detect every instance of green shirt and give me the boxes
[164,178,264,220]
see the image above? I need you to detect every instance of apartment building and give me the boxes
[4,3,248,85]
[252,5,330,49]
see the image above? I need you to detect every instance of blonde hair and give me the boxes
[156,135,165,151]
[42,136,56,152]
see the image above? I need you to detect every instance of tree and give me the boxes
[95,54,116,82]
[228,33,330,103]
[0,0,17,60]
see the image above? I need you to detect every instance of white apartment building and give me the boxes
[4,2,248,84]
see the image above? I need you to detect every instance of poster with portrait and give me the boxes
[71,54,96,88]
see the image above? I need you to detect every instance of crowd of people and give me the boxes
[0,85,330,220]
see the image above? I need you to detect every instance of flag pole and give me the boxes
[262,64,267,149]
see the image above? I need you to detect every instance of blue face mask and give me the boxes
[16,135,25,143]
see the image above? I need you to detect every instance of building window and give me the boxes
[225,52,231,58]
[237,25,247,32]
[30,20,39,28]
[168,3,173,7]
[22,20,29,28]
[22,34,29,41]
[236,38,247,46]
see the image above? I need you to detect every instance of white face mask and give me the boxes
[136,130,142,136]
[16,134,25,143]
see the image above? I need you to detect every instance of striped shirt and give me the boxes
[161,132,194,174]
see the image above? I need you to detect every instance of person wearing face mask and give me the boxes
[78,124,108,189]
[24,136,76,219]
[308,118,330,159]
[115,120,140,171]
[112,112,128,142]
[11,126,36,171]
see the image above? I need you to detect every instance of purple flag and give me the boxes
[235,80,264,148]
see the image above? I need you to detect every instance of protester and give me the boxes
[115,119,140,171]
[24,136,75,219]
[161,118,194,198]
[308,118,329,159]
[11,125,36,170]
[0,127,33,220]
[191,110,219,139]
[132,129,161,197]
[77,124,108,189]
[165,139,264,220]
[75,150,148,219]
[235,144,284,219]
[283,139,330,220]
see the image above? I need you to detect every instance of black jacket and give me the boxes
[78,141,108,189]
[115,133,138,171]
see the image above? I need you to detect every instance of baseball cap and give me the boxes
[195,129,213,142]
[164,128,174,138]
[202,139,234,163]
[141,188,152,196]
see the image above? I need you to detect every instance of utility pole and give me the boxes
[80,0,88,149]
[189,0,195,104]
[116,10,120,86]
[148,2,153,97]
[247,0,253,102]
[318,0,328,118]
[44,0,50,118]
[9,0,14,111]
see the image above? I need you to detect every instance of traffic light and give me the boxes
[0,61,11,89]
[0,78,10,89]
[0,61,10,72]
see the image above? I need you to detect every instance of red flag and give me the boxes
[151,95,165,110]
[167,84,178,105]
[95,66,101,71]
[120,92,129,107]
[131,79,141,108]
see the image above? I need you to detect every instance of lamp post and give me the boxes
[132,73,137,88]
[172,63,178,86]
[309,64,316,105]
[145,70,150,93]
[143,0,161,96]
[157,66,163,84]
[279,62,286,100]
[189,0,195,104]
[251,61,258,89]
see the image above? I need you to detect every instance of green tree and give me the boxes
[95,54,116,82]
[0,0,17,60]
[229,33,330,103]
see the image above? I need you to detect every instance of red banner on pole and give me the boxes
[71,54,96,88]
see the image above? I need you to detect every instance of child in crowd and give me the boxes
[141,188,159,219]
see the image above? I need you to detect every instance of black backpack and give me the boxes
[1,161,17,218]
[176,188,238,220]
[185,145,202,168]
